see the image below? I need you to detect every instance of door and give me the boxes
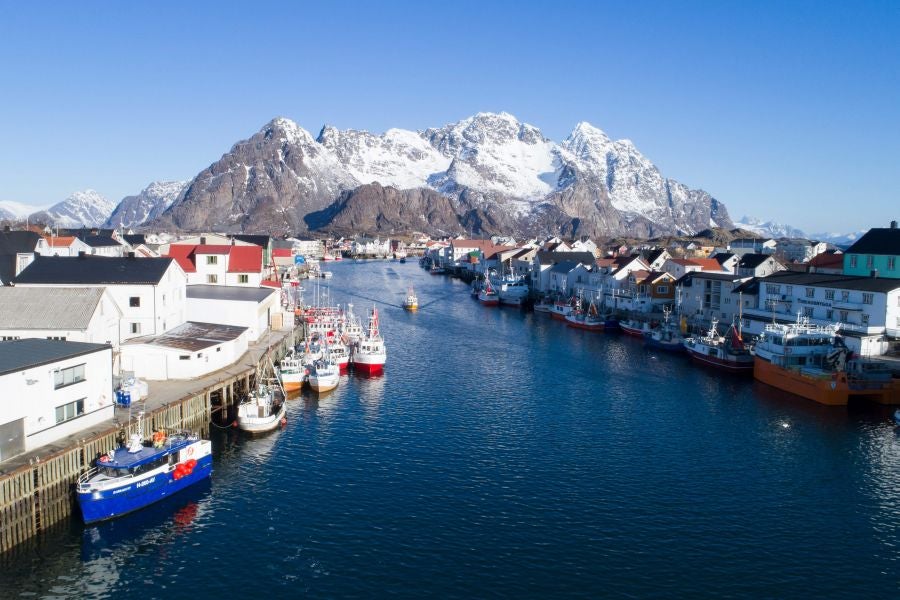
[0,418,25,461]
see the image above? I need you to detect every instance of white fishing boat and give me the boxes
[403,286,418,311]
[308,339,341,392]
[237,381,286,433]
[276,348,306,392]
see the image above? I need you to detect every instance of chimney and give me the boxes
[872,269,878,278]
[78,251,86,259]
[3,225,9,232]
[200,236,206,245]
[891,220,898,229]
[127,251,135,259]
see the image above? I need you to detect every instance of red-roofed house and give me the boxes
[40,236,90,257]
[807,250,844,275]
[165,244,265,286]
[662,257,729,279]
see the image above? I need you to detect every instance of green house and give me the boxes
[843,222,900,279]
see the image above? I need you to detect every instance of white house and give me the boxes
[186,285,280,342]
[677,272,753,327]
[14,255,187,344]
[740,271,900,356]
[530,251,597,293]
[40,236,92,257]
[120,322,249,380]
[0,287,121,346]
[0,339,113,461]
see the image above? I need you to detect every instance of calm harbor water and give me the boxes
[4,260,900,598]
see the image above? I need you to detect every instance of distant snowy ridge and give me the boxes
[734,216,807,239]
[0,200,41,220]
[29,189,117,228]
[105,180,188,229]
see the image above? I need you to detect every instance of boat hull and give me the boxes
[352,358,385,375]
[309,376,339,392]
[685,347,753,373]
[238,403,286,434]
[77,456,213,524]
[645,337,685,352]
[620,324,647,337]
[565,317,604,331]
[753,357,900,405]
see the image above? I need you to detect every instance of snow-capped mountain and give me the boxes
[150,113,732,237]
[734,216,807,239]
[0,200,38,221]
[317,126,449,190]
[105,181,188,229]
[29,190,117,228]
[161,118,358,232]
[810,231,867,247]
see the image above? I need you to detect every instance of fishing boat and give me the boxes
[76,415,212,524]
[351,306,387,375]
[308,354,341,393]
[683,318,753,372]
[340,303,364,343]
[619,318,653,337]
[496,273,530,307]
[549,296,576,320]
[403,287,419,311]
[276,348,306,392]
[565,299,605,331]
[329,340,351,372]
[237,381,286,433]
[429,263,446,275]
[753,315,900,405]
[477,277,500,306]
[644,308,686,352]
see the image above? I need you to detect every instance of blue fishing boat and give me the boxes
[76,417,213,524]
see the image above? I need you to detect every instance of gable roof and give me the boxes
[186,285,276,303]
[711,252,736,265]
[536,251,596,266]
[550,261,583,274]
[123,234,146,246]
[194,244,232,255]
[738,253,774,269]
[845,227,900,255]
[0,339,111,377]
[230,234,271,248]
[15,256,175,285]
[226,246,263,273]
[759,270,900,293]
[808,251,844,270]
[690,258,727,271]
[0,287,109,329]
[45,236,78,248]
[81,235,122,248]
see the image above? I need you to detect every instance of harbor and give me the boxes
[5,260,900,597]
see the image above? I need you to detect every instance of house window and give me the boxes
[805,288,815,298]
[862,293,874,305]
[206,255,218,265]
[889,257,896,271]
[1,335,19,341]
[825,290,834,300]
[766,284,781,295]
[786,286,793,296]
[803,307,814,318]
[53,364,85,389]
[55,398,85,424]
[239,274,249,284]
[131,323,141,334]
[826,309,833,320]
[866,255,874,269]
[861,313,870,325]
[129,296,140,307]
[850,255,858,268]
[840,310,849,322]
[841,291,850,302]
[46,336,66,341]
[207,274,218,284]
[179,355,190,360]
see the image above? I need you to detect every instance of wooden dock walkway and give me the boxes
[0,325,301,554]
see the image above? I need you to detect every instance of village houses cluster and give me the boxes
[0,223,898,464]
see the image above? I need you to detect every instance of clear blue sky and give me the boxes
[1,0,897,234]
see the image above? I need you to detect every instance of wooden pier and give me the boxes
[0,326,301,554]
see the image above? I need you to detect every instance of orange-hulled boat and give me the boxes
[753,316,900,406]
